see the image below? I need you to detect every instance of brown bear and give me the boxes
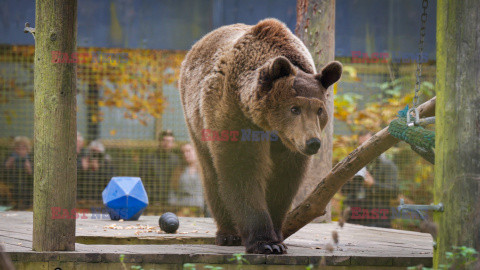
[179,18,342,254]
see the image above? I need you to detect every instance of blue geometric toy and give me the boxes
[102,176,149,220]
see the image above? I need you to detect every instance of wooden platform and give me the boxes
[0,211,433,269]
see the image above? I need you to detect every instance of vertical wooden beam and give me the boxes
[33,0,78,251]
[434,0,480,267]
[293,0,336,222]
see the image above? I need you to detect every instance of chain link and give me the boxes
[413,0,428,109]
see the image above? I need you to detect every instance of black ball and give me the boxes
[159,212,179,233]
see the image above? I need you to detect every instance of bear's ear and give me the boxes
[258,56,295,92]
[315,61,343,89]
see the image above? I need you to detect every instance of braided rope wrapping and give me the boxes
[410,144,435,164]
[388,112,435,164]
[388,117,435,150]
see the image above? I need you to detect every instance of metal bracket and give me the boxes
[407,108,420,126]
[415,116,436,126]
[398,198,444,213]
[398,199,442,249]
[23,22,35,40]
[407,108,435,127]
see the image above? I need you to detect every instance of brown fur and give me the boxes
[179,18,342,254]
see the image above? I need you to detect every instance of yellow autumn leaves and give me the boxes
[77,47,186,126]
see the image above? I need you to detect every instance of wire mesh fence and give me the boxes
[0,45,206,217]
[0,44,436,230]
[331,54,436,230]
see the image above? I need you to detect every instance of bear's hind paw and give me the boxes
[215,234,242,246]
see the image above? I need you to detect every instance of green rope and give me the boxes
[410,145,435,164]
[388,106,435,164]
[388,117,435,150]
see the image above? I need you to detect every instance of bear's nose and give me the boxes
[305,138,321,155]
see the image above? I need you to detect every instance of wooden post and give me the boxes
[293,0,336,222]
[283,97,436,238]
[33,0,78,251]
[434,0,480,267]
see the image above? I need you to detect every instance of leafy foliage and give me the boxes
[408,246,479,270]
[77,47,185,126]
[1,45,185,126]
[228,252,249,269]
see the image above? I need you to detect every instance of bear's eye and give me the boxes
[291,106,301,115]
[317,108,323,116]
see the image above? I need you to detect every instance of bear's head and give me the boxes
[256,56,342,156]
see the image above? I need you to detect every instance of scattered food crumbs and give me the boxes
[179,232,188,234]
[119,219,124,222]
[17,243,22,245]
[191,230,198,233]
[205,231,210,233]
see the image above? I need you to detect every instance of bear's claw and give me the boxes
[248,242,287,254]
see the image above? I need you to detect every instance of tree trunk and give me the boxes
[33,0,78,251]
[283,97,436,239]
[434,0,480,268]
[293,0,336,223]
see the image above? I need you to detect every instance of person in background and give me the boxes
[77,132,88,172]
[342,130,399,228]
[142,130,180,207]
[169,143,205,216]
[4,136,33,209]
[81,140,115,201]
[76,132,88,202]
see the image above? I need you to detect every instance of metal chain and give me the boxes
[413,0,428,109]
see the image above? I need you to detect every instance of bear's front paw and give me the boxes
[246,241,287,254]
[215,233,242,246]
